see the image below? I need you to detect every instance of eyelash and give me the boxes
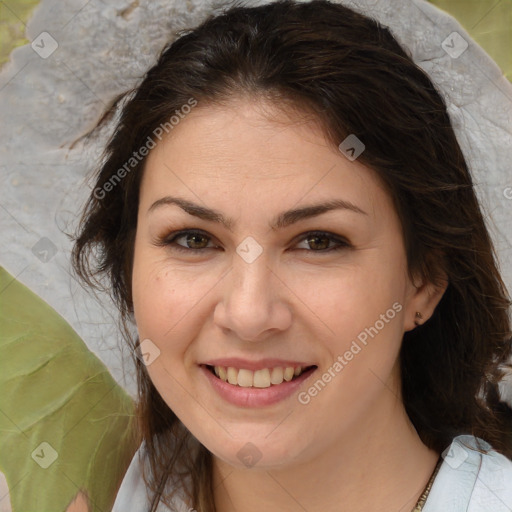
[156,229,351,254]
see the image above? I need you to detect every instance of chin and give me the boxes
[201,431,307,471]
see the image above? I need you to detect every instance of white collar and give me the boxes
[113,435,512,511]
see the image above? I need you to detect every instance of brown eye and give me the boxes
[158,230,218,253]
[296,231,350,253]
[305,233,330,251]
[179,232,210,249]
[156,229,350,254]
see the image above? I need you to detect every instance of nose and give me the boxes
[213,251,292,342]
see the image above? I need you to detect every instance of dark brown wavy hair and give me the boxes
[71,0,512,510]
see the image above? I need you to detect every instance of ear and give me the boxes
[403,268,448,332]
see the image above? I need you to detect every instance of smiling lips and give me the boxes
[201,360,318,407]
[207,365,312,388]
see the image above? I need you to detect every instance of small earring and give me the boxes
[414,311,423,326]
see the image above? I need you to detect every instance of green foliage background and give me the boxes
[0,267,138,511]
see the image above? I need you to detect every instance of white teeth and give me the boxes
[237,369,253,387]
[227,367,238,385]
[270,367,283,385]
[218,366,227,381]
[253,369,271,388]
[212,365,309,387]
[283,367,294,382]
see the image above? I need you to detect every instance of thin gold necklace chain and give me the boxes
[411,456,443,512]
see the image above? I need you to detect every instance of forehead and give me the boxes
[140,98,392,222]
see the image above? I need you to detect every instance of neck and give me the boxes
[212,371,440,512]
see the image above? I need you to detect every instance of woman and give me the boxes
[72,0,512,510]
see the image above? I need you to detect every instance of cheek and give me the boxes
[132,264,189,339]
[131,248,221,355]
[303,260,405,332]
[297,268,406,426]
[303,262,407,388]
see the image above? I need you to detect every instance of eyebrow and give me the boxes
[147,195,367,231]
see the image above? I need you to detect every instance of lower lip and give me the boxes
[200,365,317,407]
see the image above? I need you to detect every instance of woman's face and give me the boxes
[132,98,436,469]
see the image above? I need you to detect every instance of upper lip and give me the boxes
[201,358,316,371]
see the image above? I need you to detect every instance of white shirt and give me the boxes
[113,435,512,511]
